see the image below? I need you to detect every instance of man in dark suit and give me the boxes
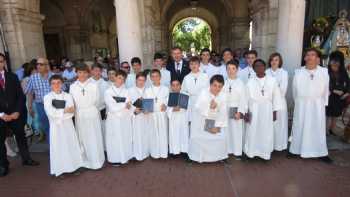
[166,47,190,83]
[0,53,39,177]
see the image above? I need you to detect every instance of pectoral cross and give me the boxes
[194,78,197,84]
[82,89,85,96]
[248,72,251,79]
[229,86,232,93]
[261,89,265,96]
[155,97,158,103]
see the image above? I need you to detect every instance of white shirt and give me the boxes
[174,60,183,72]
[62,69,76,80]
[204,63,227,79]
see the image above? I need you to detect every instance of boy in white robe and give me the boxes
[145,69,169,159]
[90,63,109,150]
[266,53,289,151]
[44,75,84,177]
[146,53,171,88]
[104,70,133,164]
[244,59,282,161]
[289,48,332,163]
[126,57,143,88]
[182,56,209,127]
[188,75,228,163]
[200,48,226,79]
[129,72,150,161]
[223,60,247,158]
[238,50,258,84]
[70,64,105,170]
[167,79,189,156]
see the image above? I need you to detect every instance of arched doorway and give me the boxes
[171,17,212,55]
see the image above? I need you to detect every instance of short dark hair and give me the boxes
[210,74,225,85]
[304,48,321,58]
[171,79,181,85]
[131,57,142,65]
[49,74,64,84]
[115,70,127,79]
[171,46,182,52]
[150,69,161,77]
[75,63,89,72]
[200,48,211,55]
[226,60,239,69]
[222,48,233,56]
[189,56,200,64]
[253,59,266,68]
[268,52,283,68]
[154,53,163,60]
[92,63,103,70]
[246,50,258,57]
[136,72,147,80]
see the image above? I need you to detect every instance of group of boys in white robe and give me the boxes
[44,53,330,177]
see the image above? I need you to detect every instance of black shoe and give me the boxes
[286,152,298,159]
[319,156,333,164]
[22,159,40,166]
[0,167,9,177]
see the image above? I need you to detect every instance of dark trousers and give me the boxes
[0,119,31,168]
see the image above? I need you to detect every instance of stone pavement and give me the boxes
[0,150,349,197]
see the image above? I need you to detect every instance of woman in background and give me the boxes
[326,51,350,135]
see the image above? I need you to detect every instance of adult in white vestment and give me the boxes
[289,49,331,162]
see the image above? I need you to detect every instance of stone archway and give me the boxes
[168,8,219,52]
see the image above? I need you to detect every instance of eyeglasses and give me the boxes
[37,63,47,66]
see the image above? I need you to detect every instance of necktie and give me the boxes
[176,62,181,75]
[0,73,4,90]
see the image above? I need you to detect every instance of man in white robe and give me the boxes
[129,73,150,161]
[244,59,282,160]
[104,70,133,164]
[44,75,84,177]
[188,75,228,163]
[182,56,209,124]
[167,79,189,155]
[265,53,289,151]
[238,50,258,84]
[145,69,169,159]
[223,60,247,157]
[90,63,109,150]
[289,49,331,163]
[70,64,105,170]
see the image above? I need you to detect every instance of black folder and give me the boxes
[133,98,143,109]
[52,99,66,109]
[167,93,189,109]
[204,119,220,133]
[113,96,126,103]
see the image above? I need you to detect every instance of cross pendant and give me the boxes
[82,89,85,96]
[155,97,158,103]
[248,73,251,78]
[310,74,314,80]
[194,78,197,84]
[261,89,264,96]
[229,86,232,93]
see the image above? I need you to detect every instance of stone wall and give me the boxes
[0,0,46,70]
